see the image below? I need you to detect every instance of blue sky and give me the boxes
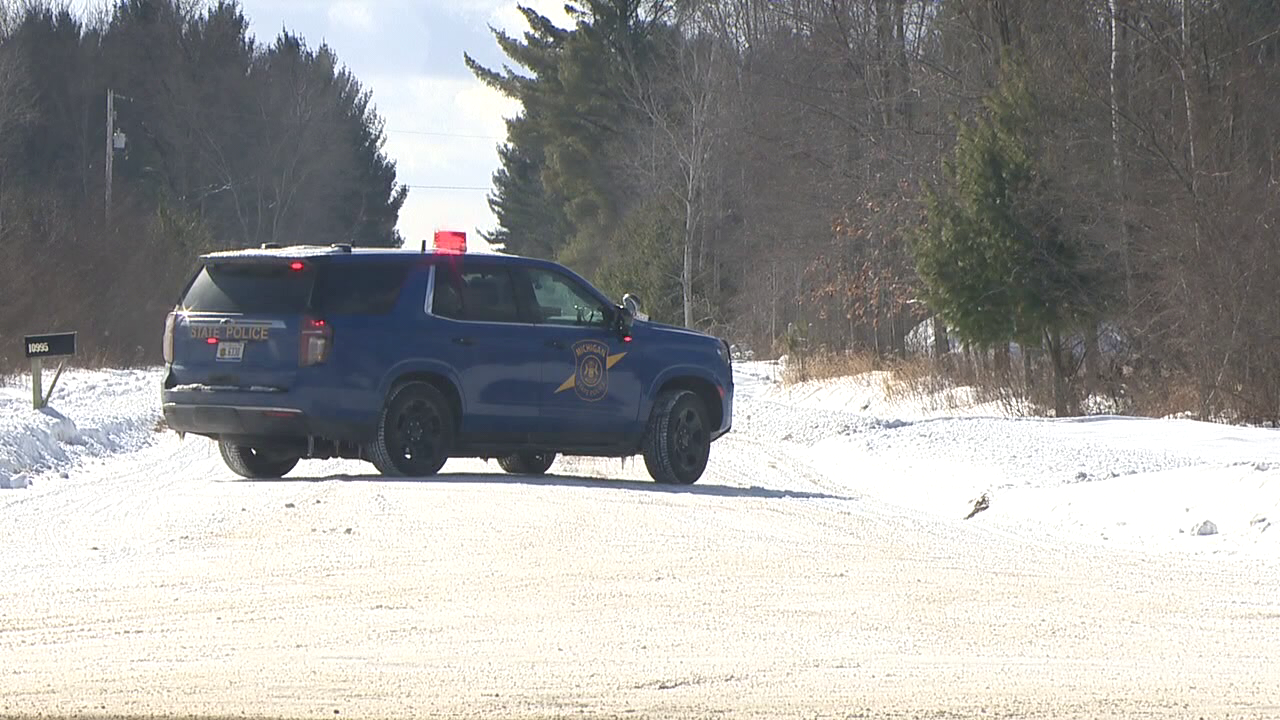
[238,0,574,249]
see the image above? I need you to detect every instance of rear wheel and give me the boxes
[218,441,300,479]
[496,451,556,475]
[367,382,454,477]
[642,390,710,485]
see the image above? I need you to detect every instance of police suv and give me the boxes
[161,241,733,484]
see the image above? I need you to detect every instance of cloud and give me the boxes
[358,73,520,247]
[326,1,374,32]
[238,1,559,247]
[489,1,574,36]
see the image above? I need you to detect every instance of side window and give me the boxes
[525,268,609,327]
[311,263,409,315]
[431,262,521,323]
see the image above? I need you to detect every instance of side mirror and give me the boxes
[622,293,648,321]
[616,305,635,338]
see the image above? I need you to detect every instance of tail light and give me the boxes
[299,316,332,366]
[163,312,176,364]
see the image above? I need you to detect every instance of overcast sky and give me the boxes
[238,0,574,250]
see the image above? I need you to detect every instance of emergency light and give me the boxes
[433,230,466,254]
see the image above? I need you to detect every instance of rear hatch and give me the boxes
[168,258,320,391]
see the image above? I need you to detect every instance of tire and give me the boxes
[367,382,455,477]
[496,451,556,475]
[218,440,300,479]
[642,389,710,485]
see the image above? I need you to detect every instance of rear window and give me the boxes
[181,263,314,313]
[311,263,409,315]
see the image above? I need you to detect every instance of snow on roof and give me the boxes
[201,243,509,261]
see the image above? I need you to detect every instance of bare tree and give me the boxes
[0,28,35,239]
[627,30,726,328]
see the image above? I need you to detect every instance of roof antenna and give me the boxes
[421,239,427,253]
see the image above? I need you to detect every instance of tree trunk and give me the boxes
[1023,344,1035,392]
[892,311,906,359]
[1108,0,1132,303]
[1083,321,1101,395]
[933,316,950,365]
[683,194,694,328]
[995,343,1011,375]
[1048,329,1070,417]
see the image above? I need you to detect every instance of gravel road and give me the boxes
[2,391,1278,719]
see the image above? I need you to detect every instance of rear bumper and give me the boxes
[163,402,309,437]
[162,387,373,443]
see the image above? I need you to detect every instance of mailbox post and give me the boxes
[24,332,76,409]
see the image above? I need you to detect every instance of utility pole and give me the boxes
[105,88,114,221]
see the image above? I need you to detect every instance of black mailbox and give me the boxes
[24,332,77,359]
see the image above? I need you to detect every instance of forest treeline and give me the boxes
[0,0,405,366]
[2,1,1277,421]
[471,0,1280,420]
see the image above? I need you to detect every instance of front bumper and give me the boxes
[711,378,734,441]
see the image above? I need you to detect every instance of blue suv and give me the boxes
[161,244,733,484]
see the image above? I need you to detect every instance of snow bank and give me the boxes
[0,368,163,489]
[736,360,1280,555]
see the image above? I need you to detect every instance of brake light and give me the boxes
[299,316,332,366]
[163,312,177,364]
[289,261,305,272]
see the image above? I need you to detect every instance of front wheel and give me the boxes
[218,441,299,479]
[642,390,710,485]
[367,382,455,477]
[497,451,556,475]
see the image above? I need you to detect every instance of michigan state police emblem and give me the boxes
[555,340,626,401]
[570,340,609,401]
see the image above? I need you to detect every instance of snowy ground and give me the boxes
[2,362,1279,718]
[0,369,161,490]
[740,362,1280,555]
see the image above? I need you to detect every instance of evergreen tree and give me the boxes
[914,63,1096,415]
[465,6,572,257]
[466,1,667,264]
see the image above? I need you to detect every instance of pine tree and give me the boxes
[465,1,665,265]
[914,62,1096,415]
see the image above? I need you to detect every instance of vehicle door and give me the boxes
[430,258,543,441]
[516,266,643,443]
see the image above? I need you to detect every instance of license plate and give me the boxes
[216,341,245,362]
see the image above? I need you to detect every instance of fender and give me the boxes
[641,363,729,422]
[376,357,467,408]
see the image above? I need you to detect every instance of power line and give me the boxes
[118,95,506,141]
[387,129,503,140]
[405,184,491,191]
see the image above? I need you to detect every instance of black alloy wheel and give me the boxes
[497,451,556,475]
[642,389,711,485]
[368,382,454,477]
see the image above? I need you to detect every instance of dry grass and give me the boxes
[881,355,1039,417]
[780,347,1230,421]
[780,351,877,384]
[781,350,1051,417]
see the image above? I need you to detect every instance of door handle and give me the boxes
[452,337,474,346]
[545,339,565,350]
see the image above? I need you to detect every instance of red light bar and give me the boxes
[289,261,305,271]
[434,230,466,254]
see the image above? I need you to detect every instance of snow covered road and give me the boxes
[2,364,1278,718]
